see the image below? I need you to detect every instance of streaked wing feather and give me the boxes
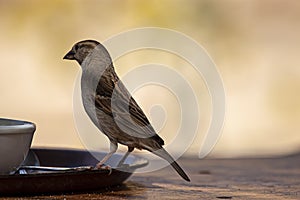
[94,69,164,144]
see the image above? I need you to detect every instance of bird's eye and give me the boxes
[74,44,79,51]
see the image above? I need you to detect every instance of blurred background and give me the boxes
[0,0,299,158]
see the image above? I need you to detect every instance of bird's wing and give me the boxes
[94,95,112,117]
[95,78,164,144]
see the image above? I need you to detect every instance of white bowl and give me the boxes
[0,118,36,174]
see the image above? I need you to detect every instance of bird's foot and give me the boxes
[75,166,94,171]
[95,163,112,175]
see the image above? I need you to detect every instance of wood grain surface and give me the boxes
[1,153,299,200]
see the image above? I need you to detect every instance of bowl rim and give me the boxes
[0,118,36,134]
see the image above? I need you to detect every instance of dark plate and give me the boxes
[0,148,148,196]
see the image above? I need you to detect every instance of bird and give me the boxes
[63,39,190,182]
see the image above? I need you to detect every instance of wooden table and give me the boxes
[1,154,299,199]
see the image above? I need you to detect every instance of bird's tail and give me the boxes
[151,147,190,182]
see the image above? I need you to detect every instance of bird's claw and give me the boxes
[95,164,113,175]
[75,166,94,171]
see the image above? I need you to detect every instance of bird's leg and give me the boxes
[96,141,117,169]
[117,146,134,167]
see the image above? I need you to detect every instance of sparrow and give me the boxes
[63,40,190,182]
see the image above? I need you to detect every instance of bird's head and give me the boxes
[63,40,101,65]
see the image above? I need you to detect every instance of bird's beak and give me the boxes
[63,50,75,60]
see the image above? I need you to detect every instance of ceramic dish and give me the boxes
[0,118,36,174]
